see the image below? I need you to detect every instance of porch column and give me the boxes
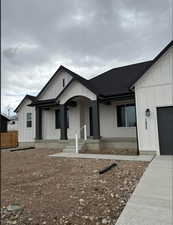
[35,106,42,140]
[60,104,68,140]
[91,100,100,139]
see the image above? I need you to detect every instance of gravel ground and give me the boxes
[1,148,149,225]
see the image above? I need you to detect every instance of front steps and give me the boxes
[63,140,86,153]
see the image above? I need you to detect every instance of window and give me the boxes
[63,78,65,87]
[55,109,61,129]
[55,109,69,129]
[26,112,32,127]
[117,104,136,127]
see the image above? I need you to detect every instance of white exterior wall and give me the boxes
[42,109,60,140]
[42,104,81,140]
[100,102,137,138]
[135,47,173,154]
[41,97,136,140]
[38,75,96,140]
[17,99,35,142]
[38,71,72,100]
[58,80,96,104]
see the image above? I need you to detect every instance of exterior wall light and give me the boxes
[145,108,151,117]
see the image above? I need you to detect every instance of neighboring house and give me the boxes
[15,40,173,155]
[8,115,18,131]
[0,114,10,132]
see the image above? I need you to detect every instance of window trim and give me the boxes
[116,104,136,128]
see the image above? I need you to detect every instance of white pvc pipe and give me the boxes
[84,124,87,141]
[75,134,78,153]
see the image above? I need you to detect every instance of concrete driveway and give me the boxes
[115,156,173,225]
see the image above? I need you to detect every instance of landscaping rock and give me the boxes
[1,148,148,225]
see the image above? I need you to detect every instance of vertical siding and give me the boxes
[135,47,173,154]
[17,99,35,142]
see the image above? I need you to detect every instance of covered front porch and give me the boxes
[35,95,100,141]
[31,78,137,154]
[32,95,137,154]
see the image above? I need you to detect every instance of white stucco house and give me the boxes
[15,40,173,155]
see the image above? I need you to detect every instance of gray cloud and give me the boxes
[1,0,172,114]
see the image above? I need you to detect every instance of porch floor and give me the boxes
[49,152,154,162]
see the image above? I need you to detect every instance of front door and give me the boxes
[89,107,93,137]
[157,106,173,155]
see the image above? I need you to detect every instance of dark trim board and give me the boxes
[157,106,173,155]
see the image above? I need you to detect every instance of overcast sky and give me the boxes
[1,0,172,115]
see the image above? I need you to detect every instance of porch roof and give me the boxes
[28,98,58,107]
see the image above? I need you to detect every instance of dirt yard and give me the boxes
[1,148,149,225]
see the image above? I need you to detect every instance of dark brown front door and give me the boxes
[157,106,173,155]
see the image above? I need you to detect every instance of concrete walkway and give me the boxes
[115,156,173,225]
[49,152,154,161]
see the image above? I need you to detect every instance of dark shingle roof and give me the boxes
[0,114,10,121]
[14,40,173,109]
[89,61,152,96]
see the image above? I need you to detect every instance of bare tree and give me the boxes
[5,105,13,118]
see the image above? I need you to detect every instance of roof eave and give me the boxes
[14,95,36,112]
[99,92,135,101]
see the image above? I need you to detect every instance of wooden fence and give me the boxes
[0,131,18,148]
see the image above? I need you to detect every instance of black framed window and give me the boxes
[55,109,61,129]
[117,104,136,127]
[55,109,69,129]
[26,112,32,128]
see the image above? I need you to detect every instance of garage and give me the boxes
[157,106,173,155]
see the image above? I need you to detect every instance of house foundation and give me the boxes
[19,137,138,155]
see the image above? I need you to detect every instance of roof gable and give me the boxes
[37,66,73,100]
[132,40,173,88]
[57,80,96,104]
[14,95,36,112]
